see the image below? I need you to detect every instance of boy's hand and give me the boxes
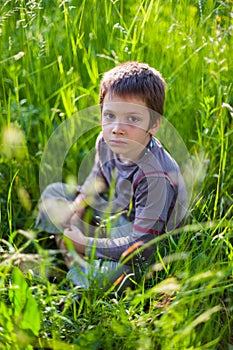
[69,211,83,226]
[64,225,86,255]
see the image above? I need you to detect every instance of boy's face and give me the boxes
[102,93,160,162]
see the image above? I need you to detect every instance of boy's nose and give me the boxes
[112,122,125,135]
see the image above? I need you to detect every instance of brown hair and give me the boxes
[99,61,166,126]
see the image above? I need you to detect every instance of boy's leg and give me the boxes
[35,182,79,234]
[35,182,83,269]
[67,259,139,294]
[66,214,141,293]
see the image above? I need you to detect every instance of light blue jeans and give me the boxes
[36,182,140,292]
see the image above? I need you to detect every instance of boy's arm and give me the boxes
[64,221,157,263]
[65,177,177,263]
[64,169,187,263]
[64,225,87,255]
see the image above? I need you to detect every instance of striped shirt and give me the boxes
[82,132,187,264]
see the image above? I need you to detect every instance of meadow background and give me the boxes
[0,0,232,349]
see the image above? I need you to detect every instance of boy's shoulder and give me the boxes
[95,131,104,148]
[148,137,180,171]
[95,132,181,177]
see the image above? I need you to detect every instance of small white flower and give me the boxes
[14,51,25,60]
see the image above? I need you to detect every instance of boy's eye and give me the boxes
[104,113,115,120]
[128,116,139,123]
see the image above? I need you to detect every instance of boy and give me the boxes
[36,61,187,292]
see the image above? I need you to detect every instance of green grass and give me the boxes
[0,0,232,349]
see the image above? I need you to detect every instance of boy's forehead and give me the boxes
[103,103,147,115]
[102,93,148,115]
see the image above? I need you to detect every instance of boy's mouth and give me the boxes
[109,139,128,146]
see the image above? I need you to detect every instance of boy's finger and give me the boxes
[61,222,70,228]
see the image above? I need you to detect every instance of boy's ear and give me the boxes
[149,117,162,135]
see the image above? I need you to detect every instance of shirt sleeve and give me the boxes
[85,175,176,264]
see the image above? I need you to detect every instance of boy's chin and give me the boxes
[117,152,141,163]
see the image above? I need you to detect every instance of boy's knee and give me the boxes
[41,182,64,199]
